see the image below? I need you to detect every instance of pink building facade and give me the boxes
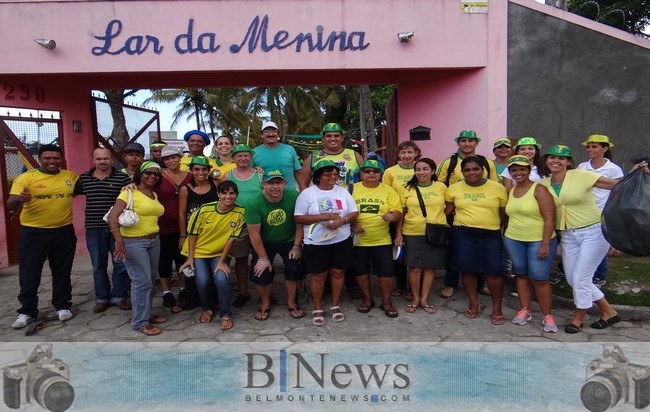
[0,0,510,266]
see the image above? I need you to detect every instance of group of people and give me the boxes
[7,122,647,336]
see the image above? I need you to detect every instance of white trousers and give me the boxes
[561,223,609,309]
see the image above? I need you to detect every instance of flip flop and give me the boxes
[591,314,621,329]
[379,304,399,318]
[199,310,214,323]
[391,289,403,297]
[288,306,305,319]
[170,305,184,314]
[357,300,375,313]
[565,323,583,334]
[491,315,505,325]
[220,316,233,331]
[255,308,271,321]
[405,304,418,314]
[423,305,437,315]
[139,324,161,336]
[464,308,477,319]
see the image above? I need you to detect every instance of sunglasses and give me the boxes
[142,171,162,177]
[361,169,380,174]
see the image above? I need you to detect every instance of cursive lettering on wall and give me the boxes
[91,16,369,57]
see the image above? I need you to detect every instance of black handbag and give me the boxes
[414,186,449,246]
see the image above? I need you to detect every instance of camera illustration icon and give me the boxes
[581,344,650,411]
[3,344,74,412]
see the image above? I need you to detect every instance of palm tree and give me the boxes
[144,89,209,130]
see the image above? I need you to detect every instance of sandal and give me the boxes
[199,310,214,323]
[357,300,375,313]
[255,308,271,321]
[464,308,477,319]
[170,305,184,314]
[423,305,437,315]
[565,322,583,334]
[312,309,325,326]
[591,314,621,329]
[491,314,505,325]
[330,306,345,322]
[288,306,305,319]
[391,289,403,297]
[404,291,414,301]
[220,316,233,331]
[405,304,418,314]
[379,303,399,318]
[149,315,168,324]
[139,324,161,336]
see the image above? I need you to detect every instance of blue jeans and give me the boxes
[194,256,232,318]
[122,237,160,330]
[504,236,558,281]
[86,228,128,304]
[17,225,76,318]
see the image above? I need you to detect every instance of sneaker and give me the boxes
[440,287,455,298]
[510,291,519,298]
[57,309,73,322]
[593,278,607,289]
[512,309,532,325]
[12,314,34,329]
[478,286,491,296]
[549,271,563,285]
[162,292,176,307]
[542,314,558,333]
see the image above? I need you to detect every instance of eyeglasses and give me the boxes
[142,171,162,177]
[361,169,380,174]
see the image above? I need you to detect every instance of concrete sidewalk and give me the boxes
[1,255,649,342]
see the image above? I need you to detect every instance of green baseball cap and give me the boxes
[545,145,573,158]
[514,137,541,151]
[188,156,212,169]
[493,138,512,148]
[232,144,254,156]
[582,134,614,148]
[454,130,480,142]
[313,160,341,173]
[322,123,344,134]
[508,155,530,167]
[360,159,384,172]
[262,169,286,182]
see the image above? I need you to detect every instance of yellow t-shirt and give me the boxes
[179,156,219,173]
[186,201,245,258]
[539,169,601,230]
[118,190,164,237]
[211,162,236,181]
[10,169,78,228]
[436,156,498,185]
[352,182,401,246]
[382,164,414,193]
[399,182,448,236]
[505,183,556,242]
[445,180,507,230]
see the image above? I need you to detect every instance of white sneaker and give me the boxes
[57,309,73,321]
[12,314,34,329]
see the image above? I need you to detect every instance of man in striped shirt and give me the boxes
[74,147,132,313]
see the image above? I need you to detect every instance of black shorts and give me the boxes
[352,245,394,277]
[249,242,306,286]
[302,237,354,274]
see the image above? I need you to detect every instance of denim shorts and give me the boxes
[451,226,502,275]
[503,236,558,281]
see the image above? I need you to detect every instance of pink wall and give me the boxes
[0,0,509,266]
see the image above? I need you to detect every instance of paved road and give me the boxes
[1,256,648,343]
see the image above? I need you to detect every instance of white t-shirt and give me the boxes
[577,159,624,209]
[294,185,358,245]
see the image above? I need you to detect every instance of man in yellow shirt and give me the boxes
[7,144,79,328]
[180,130,218,172]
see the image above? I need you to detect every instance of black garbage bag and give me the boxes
[601,168,650,256]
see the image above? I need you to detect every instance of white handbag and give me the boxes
[103,189,139,227]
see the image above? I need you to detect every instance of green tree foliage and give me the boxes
[551,0,650,37]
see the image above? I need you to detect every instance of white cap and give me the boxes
[262,121,279,131]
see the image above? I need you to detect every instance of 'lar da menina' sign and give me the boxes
[91,16,370,56]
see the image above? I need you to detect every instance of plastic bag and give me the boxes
[601,168,650,256]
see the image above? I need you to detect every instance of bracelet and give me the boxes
[344,217,349,223]
[110,227,120,232]
[180,235,188,238]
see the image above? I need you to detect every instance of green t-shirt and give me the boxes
[244,189,299,244]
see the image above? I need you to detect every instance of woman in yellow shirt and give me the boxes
[395,158,447,315]
[445,157,508,325]
[109,161,166,336]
